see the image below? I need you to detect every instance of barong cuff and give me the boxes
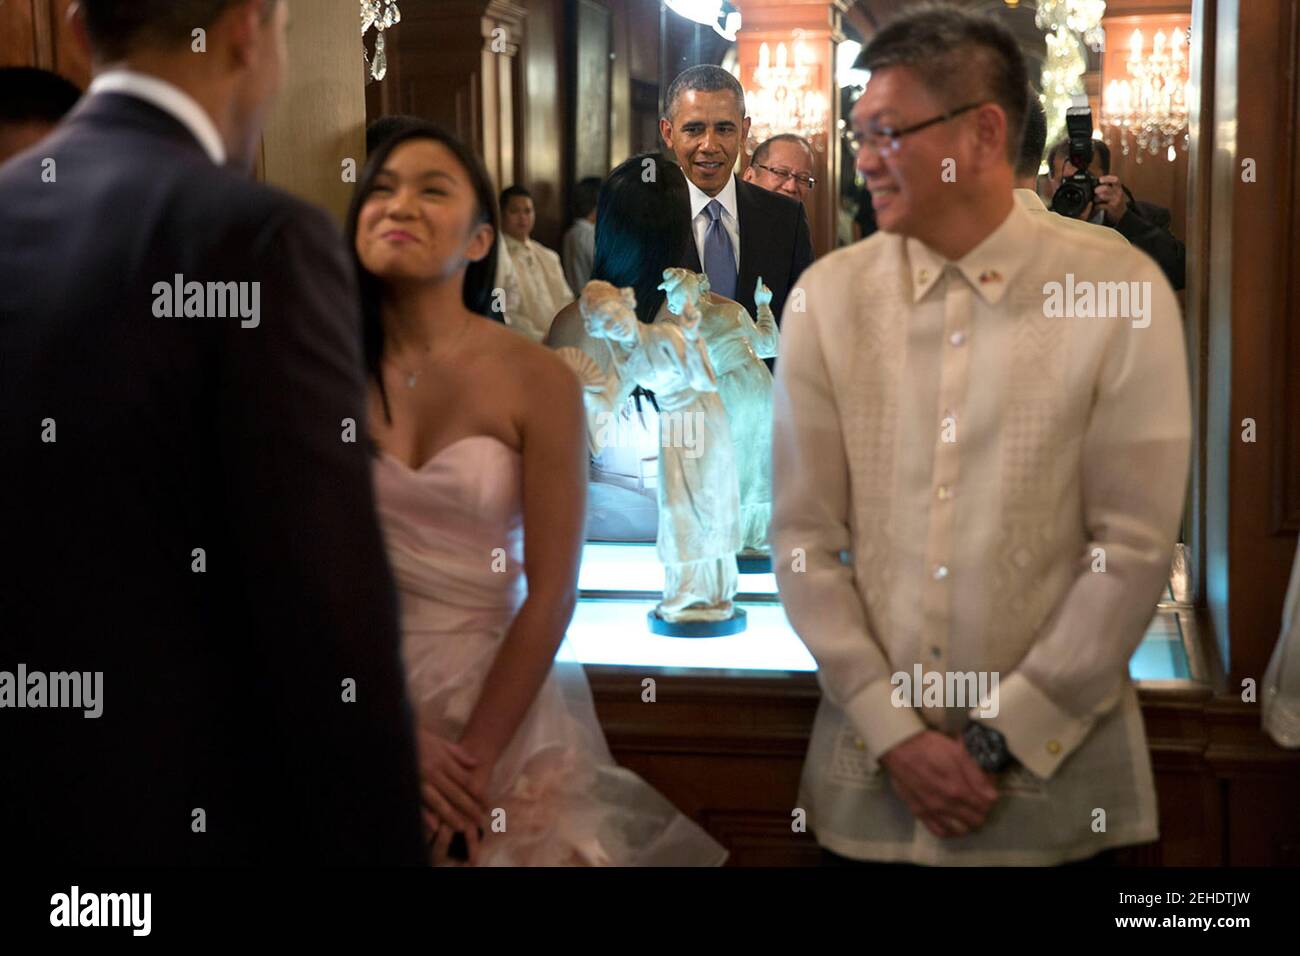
[974,671,1094,780]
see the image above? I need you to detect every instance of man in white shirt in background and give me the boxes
[562,176,600,296]
[771,3,1191,865]
[498,185,573,343]
[1015,88,1128,248]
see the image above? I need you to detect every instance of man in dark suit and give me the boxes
[0,0,425,864]
[1046,138,1186,290]
[659,65,815,325]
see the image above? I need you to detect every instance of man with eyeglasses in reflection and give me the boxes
[742,133,816,206]
[772,2,1191,866]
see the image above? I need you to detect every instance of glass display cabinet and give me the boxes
[569,539,1206,684]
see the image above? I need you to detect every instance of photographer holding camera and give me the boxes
[1046,100,1186,291]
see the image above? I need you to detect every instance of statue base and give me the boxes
[647,608,748,637]
[736,551,772,574]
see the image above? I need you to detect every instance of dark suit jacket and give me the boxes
[685,175,814,324]
[0,93,425,865]
[1094,192,1186,291]
[1116,197,1186,292]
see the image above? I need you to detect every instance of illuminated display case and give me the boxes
[568,541,1204,684]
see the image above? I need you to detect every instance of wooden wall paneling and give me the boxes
[588,667,822,866]
[589,668,1300,865]
[1218,0,1299,683]
[626,0,660,82]
[1,0,43,69]
[607,0,632,172]
[1,0,88,88]
[1184,0,1215,612]
[1140,689,1220,865]
[1205,700,1300,865]
[364,0,525,194]
[1276,2,1300,533]
[482,36,502,186]
[28,0,51,69]
[258,3,367,224]
[569,0,613,184]
[483,1,526,191]
[49,0,88,88]
[522,0,568,250]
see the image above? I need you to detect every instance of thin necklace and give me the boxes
[386,320,471,388]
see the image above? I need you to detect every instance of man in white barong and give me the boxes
[499,185,574,343]
[772,3,1192,865]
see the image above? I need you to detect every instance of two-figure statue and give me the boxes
[657,268,778,558]
[558,271,778,632]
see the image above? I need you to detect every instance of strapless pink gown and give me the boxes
[373,435,728,866]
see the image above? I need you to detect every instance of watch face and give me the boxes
[964,723,1006,771]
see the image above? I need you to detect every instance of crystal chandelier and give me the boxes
[1102,28,1191,163]
[361,0,401,84]
[745,34,828,150]
[1035,0,1107,53]
[1039,24,1088,151]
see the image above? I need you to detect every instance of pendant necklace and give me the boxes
[387,320,471,388]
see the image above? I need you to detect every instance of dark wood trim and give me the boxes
[1186,0,1215,612]
[31,0,54,70]
[1275,2,1300,533]
[1104,0,1195,13]
[586,664,1300,865]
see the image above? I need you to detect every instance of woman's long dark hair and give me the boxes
[345,119,501,423]
[590,153,693,324]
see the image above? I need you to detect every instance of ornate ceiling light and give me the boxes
[1102,27,1192,163]
[1040,24,1089,150]
[361,0,402,84]
[746,33,828,150]
[1035,0,1107,53]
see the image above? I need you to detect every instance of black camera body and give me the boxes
[1050,104,1099,219]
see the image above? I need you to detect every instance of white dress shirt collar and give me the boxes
[688,173,738,224]
[88,68,227,165]
[504,234,532,255]
[905,199,1029,306]
[1014,187,1049,212]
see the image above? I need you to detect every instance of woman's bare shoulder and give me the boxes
[472,318,581,395]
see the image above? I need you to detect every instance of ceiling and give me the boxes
[847,0,1052,85]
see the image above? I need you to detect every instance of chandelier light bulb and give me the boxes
[1103,20,1191,163]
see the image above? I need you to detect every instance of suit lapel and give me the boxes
[735,177,758,296]
[685,231,702,273]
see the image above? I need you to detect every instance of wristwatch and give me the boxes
[963,721,1012,773]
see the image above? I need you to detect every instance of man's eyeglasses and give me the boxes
[751,162,816,190]
[844,101,986,156]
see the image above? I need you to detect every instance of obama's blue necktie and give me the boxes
[702,199,736,300]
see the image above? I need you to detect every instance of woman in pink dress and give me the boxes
[345,120,726,866]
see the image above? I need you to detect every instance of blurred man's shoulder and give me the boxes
[1024,208,1174,300]
[161,165,342,272]
[1035,209,1131,249]
[192,166,335,238]
[799,230,900,286]
[1033,211,1150,271]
